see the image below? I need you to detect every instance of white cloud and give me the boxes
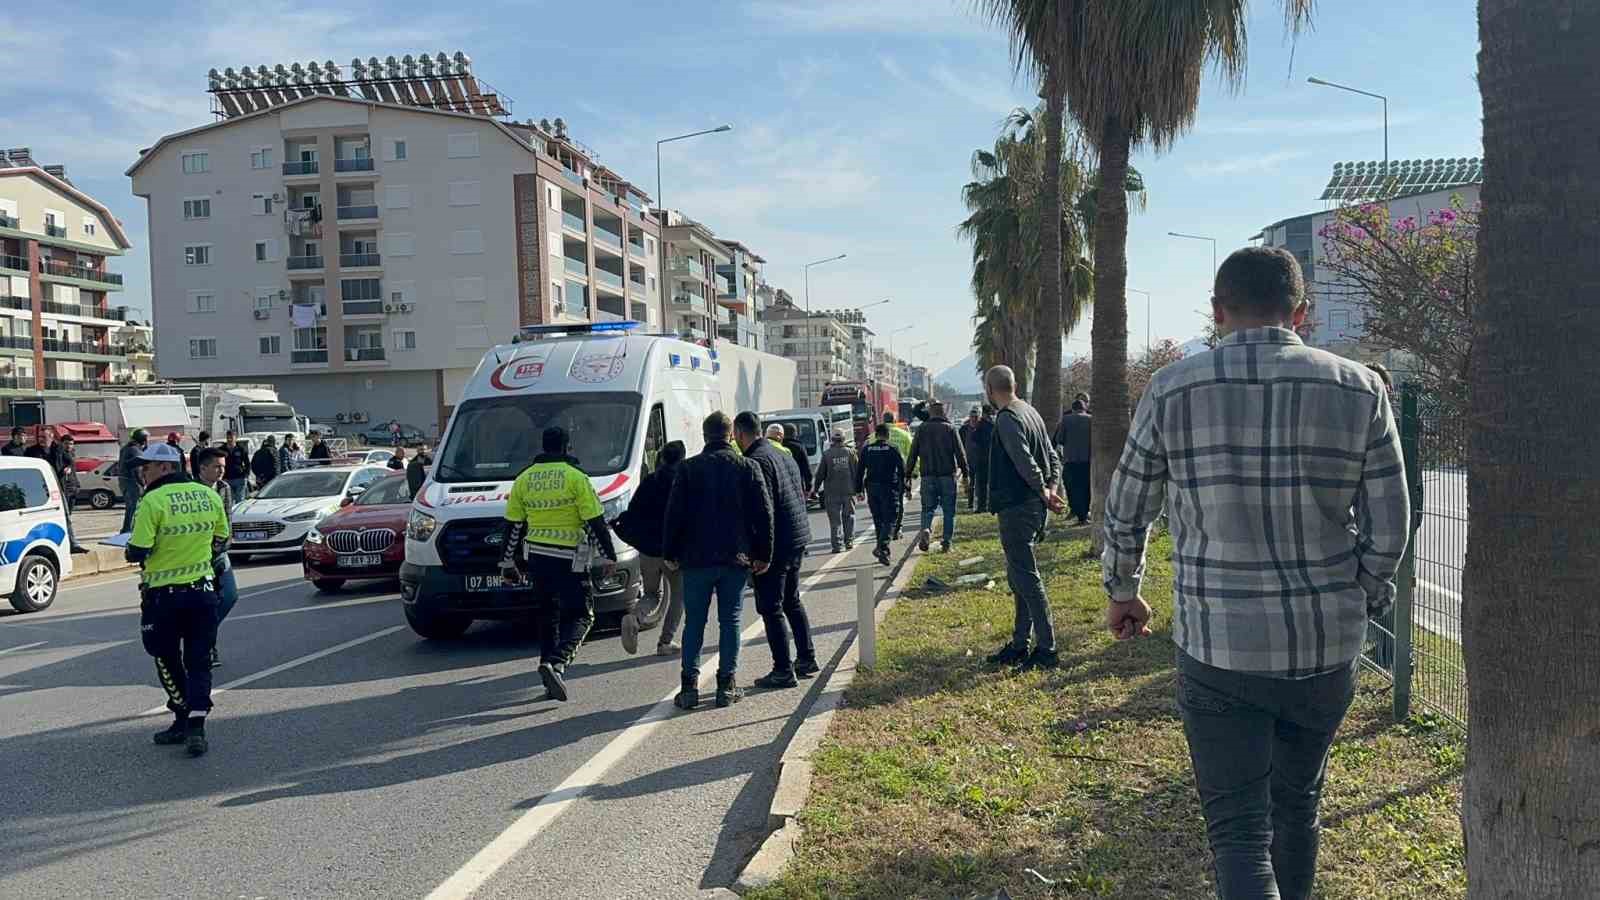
[1184,150,1310,178]
[743,0,994,38]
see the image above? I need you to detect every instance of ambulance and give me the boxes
[400,321,798,639]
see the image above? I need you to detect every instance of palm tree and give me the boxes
[980,0,1313,526]
[1463,1,1600,894]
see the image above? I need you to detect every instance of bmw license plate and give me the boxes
[338,554,383,568]
[465,574,515,592]
[238,531,267,542]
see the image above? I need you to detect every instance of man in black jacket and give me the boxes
[906,400,970,553]
[189,432,211,480]
[250,437,279,490]
[856,423,906,565]
[307,432,333,464]
[663,412,773,710]
[1,426,26,456]
[119,429,150,533]
[780,423,813,500]
[736,412,817,690]
[406,448,432,498]
[970,406,995,513]
[222,432,251,504]
[612,440,686,657]
[1056,400,1092,525]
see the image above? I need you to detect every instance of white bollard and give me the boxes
[856,567,876,669]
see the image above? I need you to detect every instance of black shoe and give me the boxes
[917,531,930,552]
[185,719,208,757]
[985,643,1029,666]
[845,541,854,550]
[715,673,744,707]
[675,672,699,710]
[153,717,188,745]
[539,662,569,702]
[794,658,821,679]
[1021,648,1060,671]
[940,541,952,554]
[209,645,221,670]
[754,669,798,689]
[831,544,842,554]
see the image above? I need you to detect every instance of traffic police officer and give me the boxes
[125,442,230,756]
[856,423,907,565]
[498,425,618,703]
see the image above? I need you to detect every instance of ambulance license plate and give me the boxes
[338,554,383,568]
[465,574,514,592]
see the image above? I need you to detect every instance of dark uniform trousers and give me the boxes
[519,552,594,666]
[867,484,900,552]
[753,556,815,674]
[140,583,220,715]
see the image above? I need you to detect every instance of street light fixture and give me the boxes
[803,253,848,316]
[1308,77,1389,189]
[655,124,731,340]
[1127,288,1152,353]
[1168,232,1218,278]
[655,124,733,214]
[851,298,891,314]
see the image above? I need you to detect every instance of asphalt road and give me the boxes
[1,497,930,899]
[1413,469,1466,641]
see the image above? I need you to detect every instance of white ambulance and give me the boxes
[400,322,798,639]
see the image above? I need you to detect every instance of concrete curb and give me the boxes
[66,547,136,580]
[732,535,926,895]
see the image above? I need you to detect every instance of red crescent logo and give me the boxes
[489,359,546,391]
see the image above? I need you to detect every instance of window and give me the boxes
[642,403,667,474]
[647,275,657,293]
[446,133,480,159]
[435,393,640,482]
[82,217,97,236]
[252,193,272,215]
[259,335,281,355]
[254,288,277,310]
[394,329,417,351]
[184,245,211,266]
[189,337,218,359]
[392,140,408,161]
[547,185,560,211]
[645,237,655,255]
[254,240,276,262]
[187,292,216,314]
[341,278,384,315]
[450,229,483,255]
[0,468,50,512]
[250,147,273,169]
[388,280,414,307]
[448,180,481,206]
[384,186,412,209]
[385,233,415,257]
[181,151,210,174]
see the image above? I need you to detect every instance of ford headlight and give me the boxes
[305,527,325,544]
[601,489,633,522]
[408,509,438,542]
[286,510,321,522]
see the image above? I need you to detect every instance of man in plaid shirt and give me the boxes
[1101,246,1410,900]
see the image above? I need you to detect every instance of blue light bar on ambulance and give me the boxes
[516,320,641,340]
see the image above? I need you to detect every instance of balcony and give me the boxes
[561,211,587,234]
[283,161,320,176]
[628,279,646,299]
[668,257,706,280]
[594,269,624,291]
[40,258,123,288]
[0,254,27,274]
[0,214,16,229]
[287,255,325,271]
[37,298,124,320]
[336,205,379,221]
[43,378,101,392]
[41,338,121,358]
[0,295,28,312]
[593,227,622,251]
[670,292,707,313]
[345,347,386,362]
[628,242,646,261]
[44,224,67,238]
[339,252,381,268]
[714,273,731,296]
[0,335,33,351]
[595,309,625,324]
[563,257,588,278]
[292,349,329,364]
[560,168,584,187]
[335,157,375,173]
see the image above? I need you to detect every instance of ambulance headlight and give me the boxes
[408,509,438,542]
[601,489,632,522]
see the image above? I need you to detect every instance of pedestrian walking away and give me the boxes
[906,400,969,553]
[1057,399,1093,525]
[118,429,151,533]
[194,448,237,669]
[222,431,251,505]
[125,442,230,757]
[251,437,279,491]
[1101,246,1412,900]
[663,412,774,711]
[814,429,859,552]
[497,426,619,703]
[611,440,687,658]
[735,412,818,690]
[882,412,911,538]
[780,422,813,497]
[983,365,1066,671]
[856,423,906,566]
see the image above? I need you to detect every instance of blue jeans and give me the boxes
[919,475,959,546]
[680,565,748,679]
[226,478,249,507]
[119,478,142,533]
[1176,650,1358,900]
[215,557,239,623]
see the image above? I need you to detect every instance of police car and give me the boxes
[0,456,74,613]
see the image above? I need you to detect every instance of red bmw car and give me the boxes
[302,473,412,591]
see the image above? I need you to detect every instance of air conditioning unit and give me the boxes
[384,304,396,314]
[398,303,412,313]
[353,411,369,423]
[253,309,270,320]
[272,192,284,203]
[335,412,348,423]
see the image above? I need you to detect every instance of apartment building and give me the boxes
[870,347,903,391]
[128,55,662,436]
[659,211,730,343]
[763,294,851,406]
[715,239,766,350]
[818,309,873,382]
[0,150,135,422]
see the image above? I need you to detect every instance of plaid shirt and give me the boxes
[1102,327,1411,677]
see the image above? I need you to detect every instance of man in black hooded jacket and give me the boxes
[612,440,686,657]
[736,412,817,689]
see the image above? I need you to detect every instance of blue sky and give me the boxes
[0,0,1482,380]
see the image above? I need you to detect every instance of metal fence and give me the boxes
[1362,384,1468,727]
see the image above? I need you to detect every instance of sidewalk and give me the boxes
[742,511,1465,900]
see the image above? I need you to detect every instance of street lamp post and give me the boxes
[655,124,731,339]
[886,325,912,390]
[909,340,929,398]
[1168,231,1218,278]
[1127,288,1152,353]
[803,253,847,316]
[1308,77,1389,191]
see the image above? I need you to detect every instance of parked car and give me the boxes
[228,465,390,562]
[302,473,411,591]
[77,459,126,509]
[0,455,74,612]
[342,448,396,466]
[356,423,426,447]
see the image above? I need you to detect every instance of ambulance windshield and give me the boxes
[436,392,640,482]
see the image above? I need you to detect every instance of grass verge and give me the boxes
[747,512,1464,900]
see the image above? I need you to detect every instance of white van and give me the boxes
[400,322,797,639]
[758,405,854,488]
[0,456,74,613]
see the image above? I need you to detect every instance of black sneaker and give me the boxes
[831,544,842,554]
[940,541,951,554]
[715,673,744,708]
[754,670,798,689]
[209,645,221,670]
[1021,648,1060,671]
[185,719,208,757]
[153,718,188,745]
[917,531,930,552]
[794,658,821,679]
[845,541,854,550]
[985,643,1029,666]
[539,662,569,702]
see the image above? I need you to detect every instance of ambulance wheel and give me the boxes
[405,604,472,639]
[10,555,58,613]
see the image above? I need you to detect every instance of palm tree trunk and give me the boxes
[1033,76,1065,428]
[1464,1,1600,894]
[1089,116,1131,546]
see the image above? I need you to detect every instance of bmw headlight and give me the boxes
[591,569,630,593]
[408,509,438,542]
[305,527,325,545]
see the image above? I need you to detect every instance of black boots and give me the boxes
[185,718,208,757]
[715,673,744,708]
[754,669,798,689]
[794,657,821,679]
[985,643,1029,666]
[539,662,569,702]
[674,671,699,710]
[154,715,188,745]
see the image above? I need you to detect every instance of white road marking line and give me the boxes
[35,581,311,626]
[426,548,863,900]
[0,640,48,657]
[140,624,407,716]
[232,593,396,621]
[1418,579,1462,602]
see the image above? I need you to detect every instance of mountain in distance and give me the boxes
[933,354,982,393]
